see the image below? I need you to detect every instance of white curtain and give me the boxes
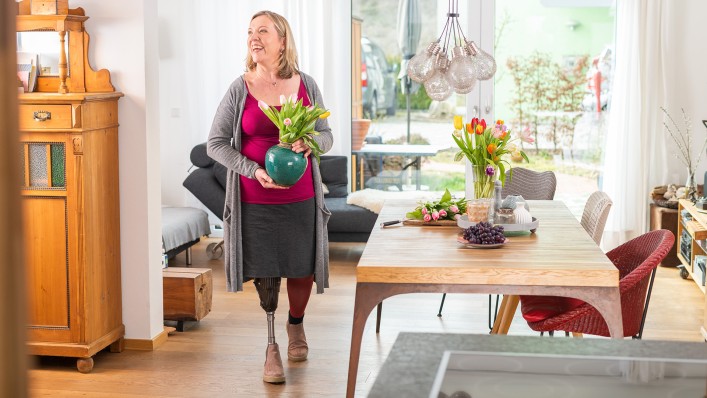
[158,0,351,216]
[601,0,669,250]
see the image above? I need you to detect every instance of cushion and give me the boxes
[161,207,211,251]
[183,168,226,219]
[322,183,330,195]
[520,295,586,323]
[319,156,348,197]
[213,162,228,190]
[325,197,378,233]
[190,143,215,168]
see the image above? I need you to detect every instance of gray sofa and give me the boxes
[183,143,378,242]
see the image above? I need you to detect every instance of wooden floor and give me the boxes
[28,237,705,397]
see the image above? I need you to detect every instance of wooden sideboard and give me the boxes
[20,92,124,372]
[17,3,124,372]
[676,199,707,340]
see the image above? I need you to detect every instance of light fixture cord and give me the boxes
[437,15,450,43]
[455,10,468,45]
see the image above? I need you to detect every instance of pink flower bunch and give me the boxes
[406,189,466,223]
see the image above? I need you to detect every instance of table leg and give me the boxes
[497,295,519,335]
[360,156,365,190]
[414,156,421,190]
[490,295,508,334]
[346,283,393,398]
[585,288,624,338]
[528,286,624,339]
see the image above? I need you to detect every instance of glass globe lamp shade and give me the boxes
[407,42,440,83]
[424,52,453,101]
[466,41,496,81]
[447,46,477,94]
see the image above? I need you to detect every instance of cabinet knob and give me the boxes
[33,110,52,122]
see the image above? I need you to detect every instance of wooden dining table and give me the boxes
[346,199,622,398]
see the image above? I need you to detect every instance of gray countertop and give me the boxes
[367,333,707,398]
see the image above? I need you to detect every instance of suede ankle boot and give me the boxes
[263,343,285,383]
[286,322,308,362]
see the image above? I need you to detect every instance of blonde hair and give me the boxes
[245,11,299,79]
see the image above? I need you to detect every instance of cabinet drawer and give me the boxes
[19,105,72,130]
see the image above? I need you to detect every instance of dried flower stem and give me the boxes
[661,107,707,175]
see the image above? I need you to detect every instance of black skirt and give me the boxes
[241,198,315,279]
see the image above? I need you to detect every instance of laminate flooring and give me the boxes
[28,238,705,397]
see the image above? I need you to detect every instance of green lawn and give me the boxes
[418,149,600,192]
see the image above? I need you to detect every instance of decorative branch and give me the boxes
[661,107,702,174]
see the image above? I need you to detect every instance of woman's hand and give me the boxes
[255,168,288,189]
[291,138,312,158]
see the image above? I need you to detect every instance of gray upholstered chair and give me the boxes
[581,191,613,245]
[437,167,558,329]
[500,167,557,200]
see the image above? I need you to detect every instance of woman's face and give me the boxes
[248,15,284,67]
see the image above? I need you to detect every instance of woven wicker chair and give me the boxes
[500,167,557,200]
[519,229,674,338]
[581,191,613,245]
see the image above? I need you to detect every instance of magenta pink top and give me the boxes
[240,79,314,204]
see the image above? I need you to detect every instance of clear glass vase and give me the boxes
[686,168,697,202]
[471,164,497,199]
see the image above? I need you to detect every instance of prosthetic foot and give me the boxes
[254,278,285,383]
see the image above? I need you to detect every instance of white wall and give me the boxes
[663,0,707,186]
[74,0,164,340]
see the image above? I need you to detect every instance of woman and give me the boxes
[207,10,332,384]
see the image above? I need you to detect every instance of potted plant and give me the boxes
[258,95,330,186]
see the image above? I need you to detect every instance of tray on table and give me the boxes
[457,215,539,233]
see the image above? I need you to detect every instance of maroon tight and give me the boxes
[287,275,314,318]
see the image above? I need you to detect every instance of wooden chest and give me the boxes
[649,203,679,267]
[163,268,213,322]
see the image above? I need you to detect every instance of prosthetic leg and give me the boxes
[254,277,285,383]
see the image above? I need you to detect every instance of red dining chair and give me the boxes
[519,229,674,339]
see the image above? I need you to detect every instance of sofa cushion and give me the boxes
[183,168,226,218]
[319,156,348,198]
[190,143,215,168]
[326,197,378,233]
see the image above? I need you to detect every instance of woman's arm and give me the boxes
[207,80,261,179]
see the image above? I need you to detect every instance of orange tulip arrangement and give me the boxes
[452,116,531,189]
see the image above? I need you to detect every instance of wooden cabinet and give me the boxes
[676,199,707,340]
[649,204,680,267]
[20,92,124,372]
[18,3,124,372]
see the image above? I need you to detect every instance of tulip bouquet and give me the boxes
[259,94,330,161]
[405,189,467,223]
[452,116,532,189]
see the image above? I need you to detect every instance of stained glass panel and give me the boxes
[28,144,48,187]
[50,144,65,187]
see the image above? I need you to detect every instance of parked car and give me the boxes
[361,37,397,119]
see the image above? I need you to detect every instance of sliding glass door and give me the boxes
[486,0,615,215]
[352,0,614,207]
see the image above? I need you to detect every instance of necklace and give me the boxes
[256,70,278,87]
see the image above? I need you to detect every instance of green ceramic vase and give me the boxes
[264,143,308,187]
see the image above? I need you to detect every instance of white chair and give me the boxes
[581,191,613,245]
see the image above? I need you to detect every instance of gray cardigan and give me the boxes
[207,72,333,293]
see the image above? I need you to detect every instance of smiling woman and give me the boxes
[205,8,338,385]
